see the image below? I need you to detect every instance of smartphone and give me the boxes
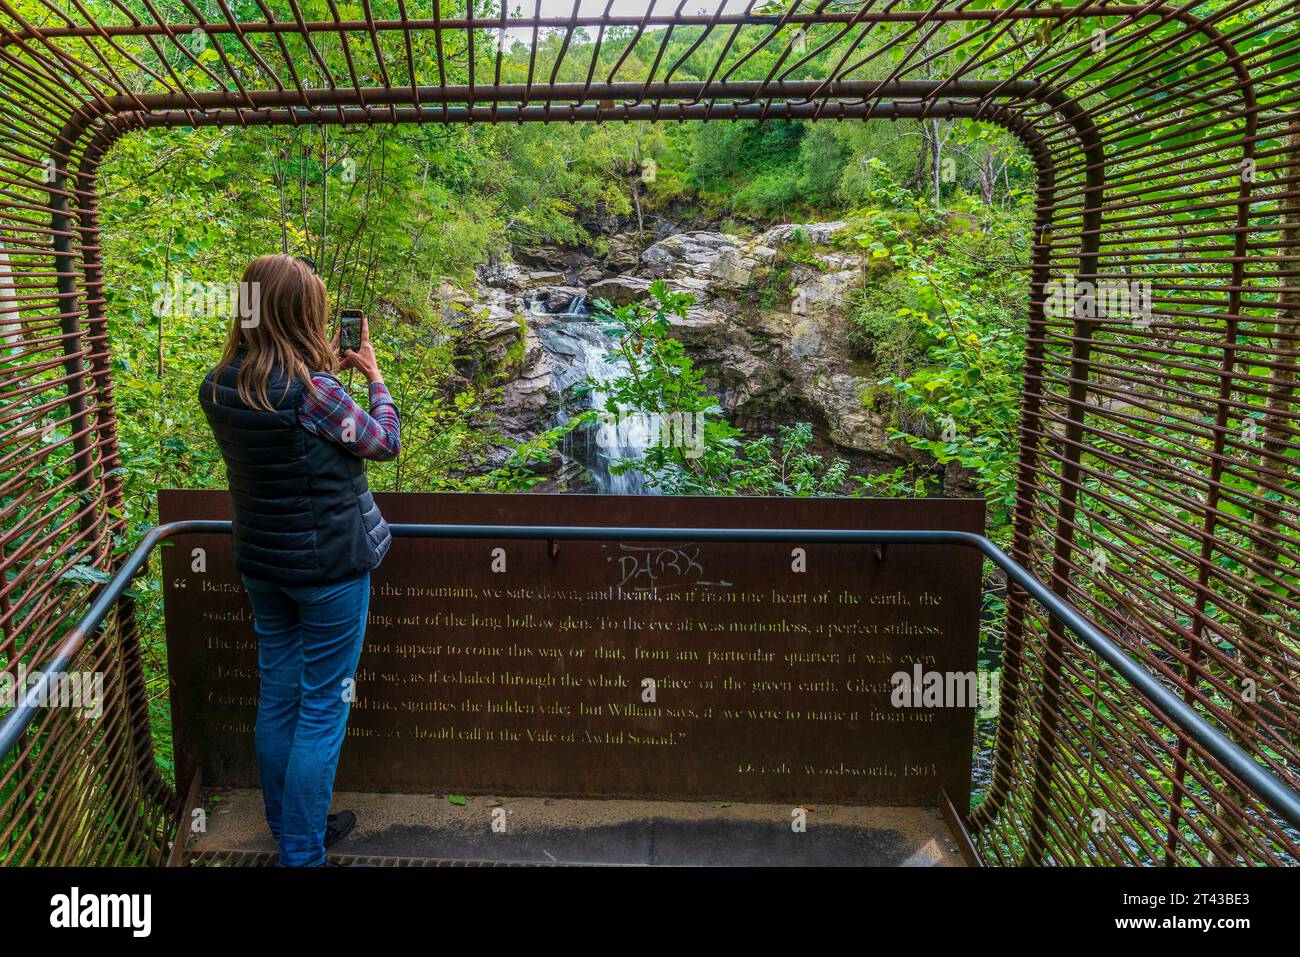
[338,309,363,354]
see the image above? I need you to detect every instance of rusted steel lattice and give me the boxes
[0,1,1298,866]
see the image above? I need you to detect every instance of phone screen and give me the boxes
[338,310,362,353]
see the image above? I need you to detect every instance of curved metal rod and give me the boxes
[3,519,1298,833]
[0,7,1205,47]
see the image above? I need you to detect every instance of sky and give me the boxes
[512,1,754,16]
[496,0,762,43]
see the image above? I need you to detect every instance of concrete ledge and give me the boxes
[185,788,967,867]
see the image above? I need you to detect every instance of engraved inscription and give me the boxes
[162,492,982,806]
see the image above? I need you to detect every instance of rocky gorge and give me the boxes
[437,219,946,494]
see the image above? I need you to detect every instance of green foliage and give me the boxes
[73,0,1047,792]
[842,166,1032,537]
[590,284,855,497]
[95,116,637,760]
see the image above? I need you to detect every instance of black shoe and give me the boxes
[325,810,356,848]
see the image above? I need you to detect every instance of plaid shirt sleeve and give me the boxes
[298,374,401,461]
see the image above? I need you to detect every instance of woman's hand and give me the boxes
[339,314,383,384]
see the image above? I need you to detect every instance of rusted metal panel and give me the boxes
[160,490,984,807]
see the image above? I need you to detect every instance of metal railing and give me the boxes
[4,519,1299,841]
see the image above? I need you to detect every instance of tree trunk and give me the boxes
[929,119,942,208]
[979,146,998,206]
[158,227,172,379]
[275,139,289,254]
[906,126,928,192]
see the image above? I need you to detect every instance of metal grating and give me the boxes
[0,1,1297,866]
[182,850,573,867]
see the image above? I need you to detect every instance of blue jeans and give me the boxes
[242,570,370,867]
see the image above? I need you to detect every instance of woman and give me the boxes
[199,254,400,867]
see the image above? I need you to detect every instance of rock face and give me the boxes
[639,231,737,276]
[759,221,850,247]
[624,226,920,466]
[586,274,711,307]
[462,221,924,491]
[478,263,571,293]
[586,275,655,307]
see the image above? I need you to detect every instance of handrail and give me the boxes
[4,519,1300,832]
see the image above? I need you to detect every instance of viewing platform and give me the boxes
[3,1,1299,883]
[179,790,971,867]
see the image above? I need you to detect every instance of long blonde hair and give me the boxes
[212,254,338,411]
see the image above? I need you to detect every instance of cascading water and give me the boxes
[528,293,590,319]
[530,293,655,495]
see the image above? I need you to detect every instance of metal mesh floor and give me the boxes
[183,849,568,868]
[176,789,969,868]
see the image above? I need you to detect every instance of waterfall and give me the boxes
[528,292,590,319]
[561,294,589,318]
[534,312,654,495]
